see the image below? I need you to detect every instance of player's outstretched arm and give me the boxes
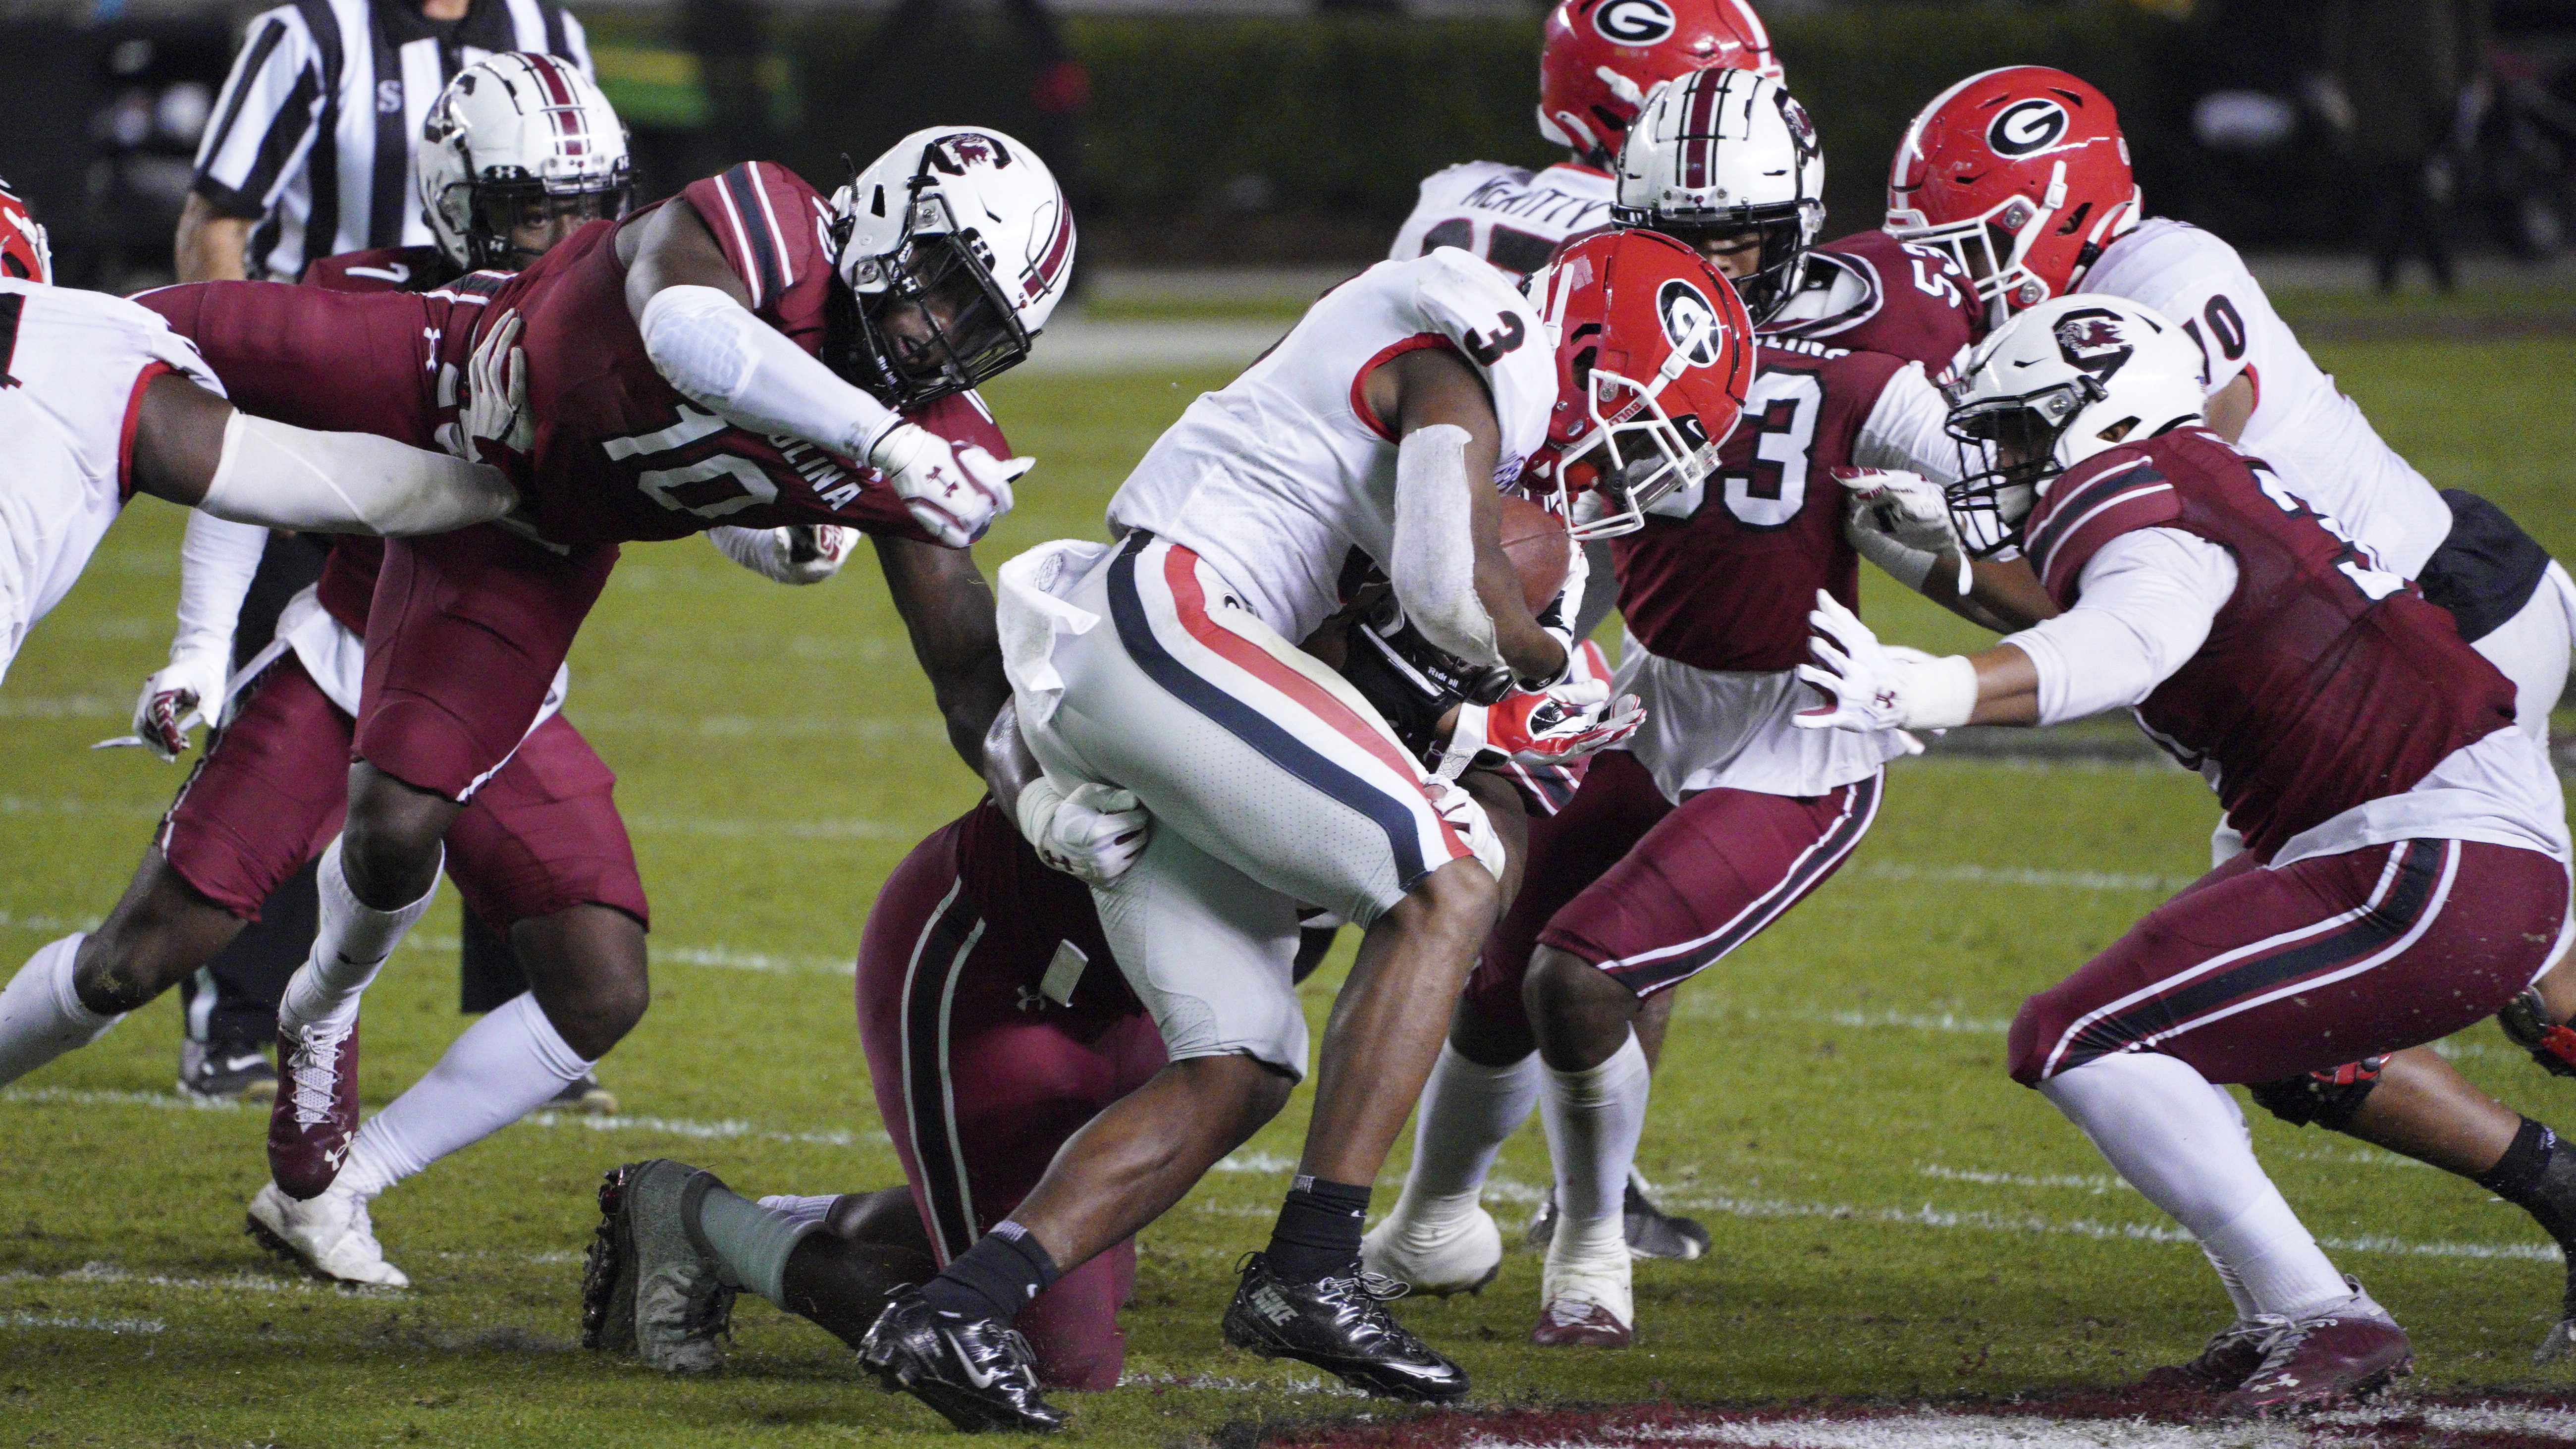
[128,372,518,535]
[128,511,269,760]
[1368,346,1568,687]
[874,533,1010,774]
[623,198,1017,548]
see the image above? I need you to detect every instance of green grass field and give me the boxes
[1,326,2573,1447]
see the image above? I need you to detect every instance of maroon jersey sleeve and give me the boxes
[1611,345,1902,672]
[1766,230,1982,375]
[2020,444,2186,607]
[299,246,451,295]
[678,161,839,355]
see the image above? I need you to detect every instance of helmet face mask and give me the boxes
[1940,378,2094,555]
[1559,361,1720,539]
[1646,212,1810,323]
[464,177,629,270]
[840,185,1033,408]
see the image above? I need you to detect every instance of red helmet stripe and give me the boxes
[1679,69,1725,191]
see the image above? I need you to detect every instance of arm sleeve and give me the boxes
[1851,362,1962,484]
[1390,423,1503,669]
[2001,528,2238,724]
[191,8,323,219]
[167,513,271,666]
[637,283,898,461]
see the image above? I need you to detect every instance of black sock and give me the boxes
[2479,1118,2576,1241]
[1264,1175,1372,1283]
[918,1221,1060,1326]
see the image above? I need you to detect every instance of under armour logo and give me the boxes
[1016,985,1046,1013]
[1873,689,1899,711]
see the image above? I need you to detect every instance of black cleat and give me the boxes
[1526,1177,1710,1261]
[1220,1251,1468,1402]
[581,1163,644,1354]
[857,1290,1065,1434]
[178,1036,278,1103]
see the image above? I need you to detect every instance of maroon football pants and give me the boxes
[1463,749,1882,1037]
[2010,838,2569,1086]
[854,817,1165,1390]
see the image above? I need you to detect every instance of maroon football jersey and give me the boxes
[2026,426,2516,860]
[1610,344,1904,673]
[951,799,1140,1020]
[1762,230,1983,375]
[459,161,999,549]
[299,245,454,295]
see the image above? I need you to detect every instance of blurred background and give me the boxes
[4,0,2573,296]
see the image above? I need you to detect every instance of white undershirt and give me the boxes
[2002,527,2238,725]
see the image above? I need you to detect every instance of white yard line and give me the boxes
[1853,862,2198,893]
[1462,1402,2576,1448]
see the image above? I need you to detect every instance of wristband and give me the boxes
[1899,653,1980,731]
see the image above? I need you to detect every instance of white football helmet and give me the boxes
[1611,68,1823,324]
[417,53,631,272]
[828,127,1072,407]
[1940,293,2206,554]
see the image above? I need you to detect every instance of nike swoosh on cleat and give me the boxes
[947,1330,1005,1390]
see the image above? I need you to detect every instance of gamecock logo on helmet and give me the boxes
[933,133,1009,172]
[1987,99,2070,158]
[2053,308,2133,378]
[1657,278,1725,366]
[1592,0,1676,46]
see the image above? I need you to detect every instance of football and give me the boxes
[1499,491,1573,610]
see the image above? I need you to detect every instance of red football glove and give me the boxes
[1461,678,1644,765]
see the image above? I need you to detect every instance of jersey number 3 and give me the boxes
[1716,372,1823,529]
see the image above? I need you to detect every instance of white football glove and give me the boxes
[1017,777,1151,886]
[1835,466,1971,595]
[1791,590,1977,747]
[709,524,858,585]
[1430,778,1507,882]
[869,423,1029,549]
[129,648,231,762]
[460,308,534,464]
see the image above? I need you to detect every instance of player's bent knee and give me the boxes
[2247,1059,2384,1130]
[516,906,649,1058]
[340,764,460,904]
[75,867,246,1012]
[1387,856,1501,940]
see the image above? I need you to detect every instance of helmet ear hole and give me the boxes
[2095,417,2139,444]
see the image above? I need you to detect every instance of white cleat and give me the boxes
[246,1181,409,1288]
[1534,1221,1634,1347]
[1360,1203,1503,1296]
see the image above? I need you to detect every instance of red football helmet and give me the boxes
[1538,0,1781,165]
[0,176,51,286]
[1526,228,1756,540]
[1884,66,2140,331]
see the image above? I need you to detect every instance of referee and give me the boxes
[177,0,592,282]
[162,0,604,1107]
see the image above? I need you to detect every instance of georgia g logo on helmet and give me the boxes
[1987,98,2070,158]
[1657,278,1725,367]
[1592,0,1676,46]
[2053,306,2133,380]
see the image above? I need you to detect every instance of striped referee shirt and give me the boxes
[190,0,592,282]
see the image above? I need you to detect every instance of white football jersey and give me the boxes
[2078,219,2452,578]
[1107,250,1557,645]
[1389,161,1616,281]
[0,279,224,680]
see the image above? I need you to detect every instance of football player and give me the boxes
[831,231,1731,1432]
[1884,64,2576,1360]
[1366,70,2043,1348]
[0,179,519,699]
[577,558,1586,1399]
[3,59,867,1288]
[99,128,1065,1243]
[1798,295,2570,1413]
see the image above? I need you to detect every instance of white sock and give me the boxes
[336,993,591,1198]
[2041,1052,2349,1319]
[278,838,441,1036]
[0,936,120,1086]
[755,1194,844,1229]
[1540,1032,1650,1229]
[1387,1044,1541,1232]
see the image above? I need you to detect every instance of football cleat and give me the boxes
[1360,1203,1503,1296]
[2219,1283,2412,1417]
[1533,1232,1634,1347]
[857,1290,1065,1434]
[246,1181,408,1288]
[268,1019,360,1200]
[550,1073,619,1116]
[1526,1178,1711,1261]
[581,1160,735,1372]
[178,1036,277,1104]
[1220,1252,1468,1402]
[2138,1317,2278,1393]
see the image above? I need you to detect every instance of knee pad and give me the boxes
[2500,988,2576,1078]
[2248,1057,2385,1130]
